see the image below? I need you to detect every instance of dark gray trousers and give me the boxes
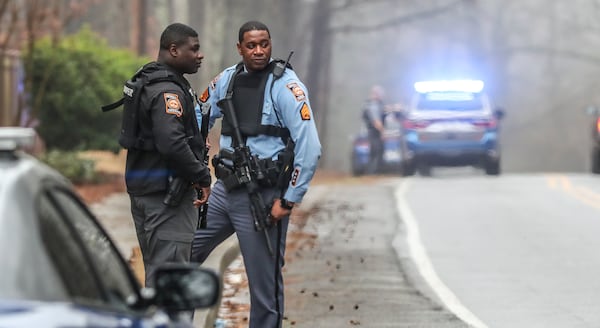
[191,180,289,328]
[366,129,384,174]
[130,188,197,287]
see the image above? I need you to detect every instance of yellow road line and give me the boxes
[546,174,600,210]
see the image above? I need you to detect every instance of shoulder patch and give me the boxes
[300,103,311,120]
[290,167,301,187]
[286,82,306,102]
[164,93,183,117]
[200,87,210,103]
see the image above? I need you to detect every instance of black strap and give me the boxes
[225,63,244,97]
[200,105,210,140]
[101,98,124,112]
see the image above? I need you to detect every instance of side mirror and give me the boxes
[152,264,220,312]
[586,106,599,116]
[494,107,505,120]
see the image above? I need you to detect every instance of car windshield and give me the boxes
[416,91,483,111]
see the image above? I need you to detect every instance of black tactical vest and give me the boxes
[220,62,290,142]
[102,62,197,150]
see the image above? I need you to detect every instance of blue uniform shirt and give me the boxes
[196,61,321,203]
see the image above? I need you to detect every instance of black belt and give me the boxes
[212,155,281,192]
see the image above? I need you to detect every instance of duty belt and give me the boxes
[212,152,282,192]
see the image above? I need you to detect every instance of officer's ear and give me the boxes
[168,43,179,58]
[236,42,243,56]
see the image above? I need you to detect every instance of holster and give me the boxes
[212,154,239,191]
[163,177,190,207]
[275,143,294,190]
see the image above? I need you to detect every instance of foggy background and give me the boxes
[9,0,600,174]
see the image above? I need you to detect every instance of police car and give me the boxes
[0,127,219,327]
[401,80,504,176]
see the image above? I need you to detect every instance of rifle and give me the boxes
[197,151,209,229]
[197,98,211,229]
[217,95,274,257]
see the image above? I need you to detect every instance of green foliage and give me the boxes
[26,26,150,151]
[40,150,99,184]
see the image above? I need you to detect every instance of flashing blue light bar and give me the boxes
[414,80,484,93]
[425,92,475,101]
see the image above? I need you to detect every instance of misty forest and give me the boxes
[1,0,599,173]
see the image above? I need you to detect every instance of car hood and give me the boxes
[0,299,130,327]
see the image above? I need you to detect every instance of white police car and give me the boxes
[0,127,219,327]
[401,80,504,176]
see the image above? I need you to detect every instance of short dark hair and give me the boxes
[160,23,198,50]
[238,21,270,43]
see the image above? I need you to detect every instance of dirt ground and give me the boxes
[75,150,127,203]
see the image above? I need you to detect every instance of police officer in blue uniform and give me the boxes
[191,21,321,328]
[123,23,211,287]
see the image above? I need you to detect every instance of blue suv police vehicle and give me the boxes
[401,80,504,176]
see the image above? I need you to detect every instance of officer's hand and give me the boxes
[270,199,293,222]
[206,137,212,150]
[192,186,211,208]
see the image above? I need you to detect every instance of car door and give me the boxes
[37,181,175,327]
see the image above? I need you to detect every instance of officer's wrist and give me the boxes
[280,198,295,210]
[193,179,211,188]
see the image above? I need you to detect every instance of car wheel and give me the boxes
[402,161,416,176]
[351,154,365,176]
[417,164,431,177]
[484,158,501,175]
[592,148,600,174]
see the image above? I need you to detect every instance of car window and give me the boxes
[416,92,484,111]
[1,187,70,302]
[40,187,139,309]
[38,190,105,304]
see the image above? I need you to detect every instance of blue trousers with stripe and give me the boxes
[191,180,289,328]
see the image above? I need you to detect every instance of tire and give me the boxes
[402,161,416,176]
[592,148,600,174]
[417,164,432,177]
[351,152,365,176]
[484,158,501,175]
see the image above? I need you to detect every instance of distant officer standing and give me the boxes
[362,85,386,174]
[191,21,321,328]
[121,23,211,287]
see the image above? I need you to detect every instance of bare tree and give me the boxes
[0,0,95,126]
[303,0,470,167]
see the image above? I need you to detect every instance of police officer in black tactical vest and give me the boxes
[119,23,211,287]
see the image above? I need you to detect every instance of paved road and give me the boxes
[403,173,600,328]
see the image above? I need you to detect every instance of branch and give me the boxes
[0,0,9,18]
[332,0,394,12]
[330,0,467,34]
[507,45,600,66]
[0,1,18,52]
